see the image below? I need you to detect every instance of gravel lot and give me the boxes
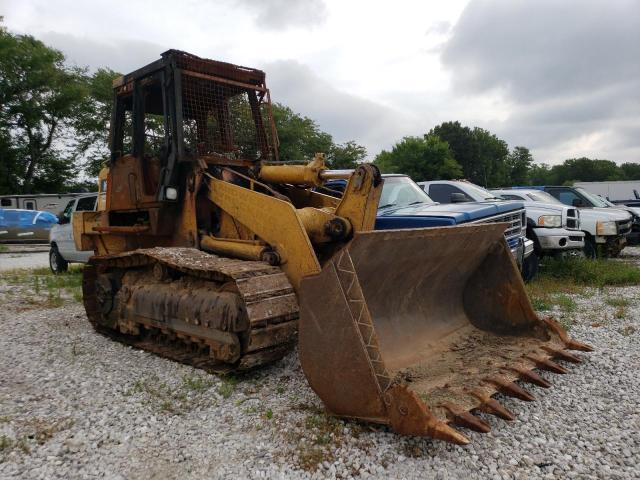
[0,250,50,272]
[1,249,639,479]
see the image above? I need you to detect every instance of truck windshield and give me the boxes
[575,187,609,207]
[526,191,563,204]
[460,183,503,201]
[379,177,435,209]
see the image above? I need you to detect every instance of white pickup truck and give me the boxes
[49,194,97,273]
[495,188,631,257]
[490,189,585,258]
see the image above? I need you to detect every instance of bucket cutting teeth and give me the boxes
[526,355,569,374]
[541,346,583,364]
[541,317,594,352]
[442,403,491,433]
[510,366,552,388]
[471,390,516,421]
[486,376,536,401]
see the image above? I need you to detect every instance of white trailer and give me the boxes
[574,181,640,202]
[0,193,84,215]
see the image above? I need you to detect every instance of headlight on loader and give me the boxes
[538,215,561,227]
[596,220,617,235]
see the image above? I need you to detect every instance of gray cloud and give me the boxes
[39,32,167,73]
[26,29,405,158]
[234,0,328,30]
[263,60,410,155]
[441,0,640,163]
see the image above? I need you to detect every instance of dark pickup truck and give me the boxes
[323,174,532,272]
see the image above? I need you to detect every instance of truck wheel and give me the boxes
[583,237,598,259]
[49,246,68,274]
[522,252,539,283]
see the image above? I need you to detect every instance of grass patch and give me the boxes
[182,375,214,393]
[1,265,83,308]
[527,257,640,315]
[541,257,640,288]
[217,376,238,399]
[606,297,631,308]
[292,412,346,471]
[614,306,626,319]
[128,376,195,414]
[554,294,577,313]
[0,245,8,253]
[525,278,581,314]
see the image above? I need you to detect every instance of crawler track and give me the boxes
[83,247,299,373]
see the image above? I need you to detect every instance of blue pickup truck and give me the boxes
[323,174,533,273]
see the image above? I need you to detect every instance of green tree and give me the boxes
[528,163,553,185]
[373,134,462,181]
[272,103,333,161]
[550,158,621,184]
[505,146,534,185]
[73,68,121,176]
[619,163,640,180]
[0,28,88,193]
[0,129,20,194]
[429,121,509,187]
[328,140,366,169]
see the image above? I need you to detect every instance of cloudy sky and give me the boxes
[3,0,639,164]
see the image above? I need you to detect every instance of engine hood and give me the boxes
[579,207,632,222]
[378,200,523,223]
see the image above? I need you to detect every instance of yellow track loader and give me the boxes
[75,50,591,444]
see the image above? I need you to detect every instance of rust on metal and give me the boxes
[299,225,593,441]
[84,248,298,372]
[541,346,583,363]
[511,366,552,388]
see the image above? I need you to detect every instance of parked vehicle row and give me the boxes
[412,179,635,280]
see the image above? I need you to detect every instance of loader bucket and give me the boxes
[298,223,591,444]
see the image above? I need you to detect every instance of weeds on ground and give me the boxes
[606,297,631,308]
[541,257,640,287]
[614,306,626,319]
[217,376,238,399]
[128,376,190,414]
[527,257,640,317]
[296,412,345,470]
[182,375,214,393]
[2,265,84,309]
[0,245,8,253]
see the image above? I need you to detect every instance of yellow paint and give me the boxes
[208,176,321,290]
[259,153,327,186]
[201,235,270,261]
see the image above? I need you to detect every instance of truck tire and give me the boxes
[522,251,539,283]
[583,237,598,259]
[49,246,68,274]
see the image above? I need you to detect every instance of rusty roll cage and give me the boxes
[109,49,279,202]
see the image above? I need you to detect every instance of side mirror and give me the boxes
[572,199,584,207]
[450,192,468,203]
[58,213,69,224]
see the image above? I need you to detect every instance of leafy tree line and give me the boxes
[0,26,365,195]
[374,121,640,188]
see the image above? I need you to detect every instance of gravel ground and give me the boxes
[1,250,639,479]
[0,251,50,272]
